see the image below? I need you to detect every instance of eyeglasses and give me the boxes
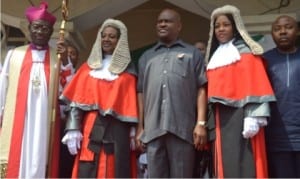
[30,24,52,33]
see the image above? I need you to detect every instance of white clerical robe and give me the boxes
[0,45,74,178]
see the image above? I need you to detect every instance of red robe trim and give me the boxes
[60,68,72,88]
[48,109,61,178]
[72,149,137,178]
[62,63,138,121]
[62,63,138,178]
[6,48,50,177]
[207,54,274,103]
[70,111,137,178]
[251,129,268,177]
[209,54,271,178]
[214,105,224,178]
[214,106,268,178]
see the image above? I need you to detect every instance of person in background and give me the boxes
[67,42,80,70]
[263,15,300,178]
[60,18,138,178]
[194,40,207,57]
[58,41,79,120]
[205,5,276,178]
[136,8,207,178]
[58,41,80,178]
[0,1,71,178]
[193,40,212,178]
[59,42,77,119]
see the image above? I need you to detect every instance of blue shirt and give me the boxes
[263,48,300,151]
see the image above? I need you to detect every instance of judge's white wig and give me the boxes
[205,5,264,63]
[87,18,131,74]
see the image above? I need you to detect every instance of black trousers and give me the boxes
[267,151,300,178]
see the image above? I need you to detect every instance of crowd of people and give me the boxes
[0,1,299,178]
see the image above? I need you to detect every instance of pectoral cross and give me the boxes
[32,75,41,87]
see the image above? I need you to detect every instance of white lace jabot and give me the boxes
[207,39,241,70]
[89,55,119,81]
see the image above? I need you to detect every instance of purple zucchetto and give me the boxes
[25,1,56,26]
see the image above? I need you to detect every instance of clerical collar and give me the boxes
[30,43,49,50]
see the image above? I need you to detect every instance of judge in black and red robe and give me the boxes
[60,18,138,178]
[204,5,276,178]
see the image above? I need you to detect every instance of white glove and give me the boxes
[256,117,268,127]
[242,117,259,139]
[62,130,83,155]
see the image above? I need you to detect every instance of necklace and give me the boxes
[32,75,41,87]
[31,62,42,93]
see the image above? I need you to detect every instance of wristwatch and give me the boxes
[196,120,207,127]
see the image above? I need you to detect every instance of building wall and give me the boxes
[79,0,210,61]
